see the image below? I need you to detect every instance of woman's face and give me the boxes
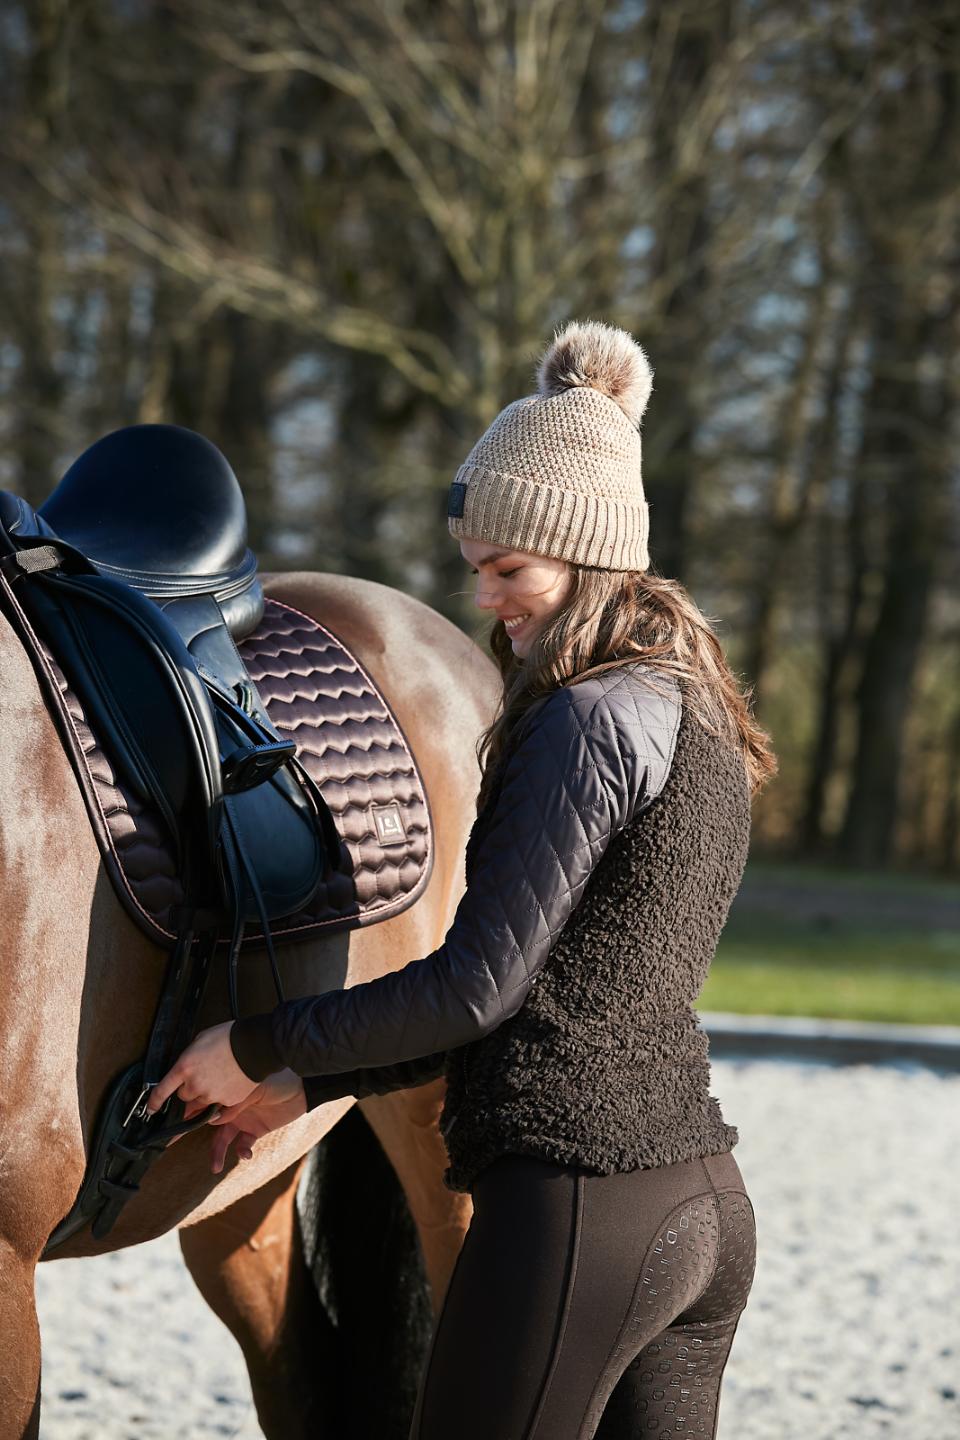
[460,539,573,659]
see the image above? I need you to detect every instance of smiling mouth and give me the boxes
[502,613,532,634]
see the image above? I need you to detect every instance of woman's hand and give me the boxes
[207,1069,307,1173]
[146,1021,258,1117]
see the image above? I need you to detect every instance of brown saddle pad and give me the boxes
[46,596,432,946]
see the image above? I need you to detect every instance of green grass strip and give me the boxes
[703,941,960,1025]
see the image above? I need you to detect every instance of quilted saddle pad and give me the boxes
[45,597,433,946]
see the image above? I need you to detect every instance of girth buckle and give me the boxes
[121,1083,154,1128]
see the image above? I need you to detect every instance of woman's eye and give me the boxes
[499,568,520,579]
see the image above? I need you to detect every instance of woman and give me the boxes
[150,319,777,1440]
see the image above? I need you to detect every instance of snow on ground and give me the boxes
[35,1058,960,1439]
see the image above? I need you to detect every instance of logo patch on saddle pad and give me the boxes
[372,802,406,846]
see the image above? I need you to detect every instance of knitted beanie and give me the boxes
[447,320,654,571]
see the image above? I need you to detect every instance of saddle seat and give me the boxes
[1,424,263,639]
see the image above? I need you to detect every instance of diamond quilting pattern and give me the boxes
[455,672,683,1007]
[41,597,431,946]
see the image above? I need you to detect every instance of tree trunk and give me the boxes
[640,0,732,580]
[839,297,952,866]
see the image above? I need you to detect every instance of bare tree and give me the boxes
[2,0,958,867]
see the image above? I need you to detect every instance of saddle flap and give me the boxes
[5,547,224,889]
[223,785,325,920]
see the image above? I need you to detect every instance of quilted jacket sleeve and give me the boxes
[300,1050,447,1111]
[230,669,681,1084]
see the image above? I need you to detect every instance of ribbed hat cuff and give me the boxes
[447,464,650,572]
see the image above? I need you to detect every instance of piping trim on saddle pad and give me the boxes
[42,596,433,947]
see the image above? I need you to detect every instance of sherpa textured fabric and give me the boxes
[438,686,751,1192]
[446,320,654,570]
[234,665,751,1195]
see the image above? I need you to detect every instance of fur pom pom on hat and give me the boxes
[448,319,654,571]
[537,320,654,427]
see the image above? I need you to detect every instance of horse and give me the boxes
[0,567,498,1440]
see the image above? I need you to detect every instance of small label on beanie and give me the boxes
[447,481,467,518]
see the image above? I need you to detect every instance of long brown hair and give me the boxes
[476,565,778,813]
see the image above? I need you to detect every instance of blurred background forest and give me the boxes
[1,0,958,900]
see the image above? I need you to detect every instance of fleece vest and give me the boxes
[439,697,751,1194]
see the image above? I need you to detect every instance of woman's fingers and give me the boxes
[148,1062,189,1112]
[146,1022,252,1117]
[208,1088,265,1127]
[211,1123,257,1174]
[211,1123,238,1174]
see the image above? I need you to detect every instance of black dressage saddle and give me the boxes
[0,425,340,1248]
[0,426,337,934]
[32,423,263,635]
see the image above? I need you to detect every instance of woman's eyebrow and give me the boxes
[470,550,514,567]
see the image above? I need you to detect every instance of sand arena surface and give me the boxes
[35,1058,960,1439]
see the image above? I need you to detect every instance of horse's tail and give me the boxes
[298,1105,434,1440]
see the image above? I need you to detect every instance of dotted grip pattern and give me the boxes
[593,1189,757,1439]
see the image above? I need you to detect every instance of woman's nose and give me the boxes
[474,582,500,611]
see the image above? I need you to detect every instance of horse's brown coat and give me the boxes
[0,570,495,1440]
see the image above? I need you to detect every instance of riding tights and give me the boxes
[409,1149,756,1440]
